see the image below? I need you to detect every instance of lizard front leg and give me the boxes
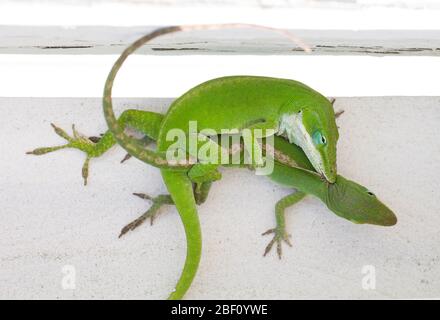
[27,110,164,185]
[262,191,306,259]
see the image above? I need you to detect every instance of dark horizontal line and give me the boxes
[36,45,94,49]
[151,47,201,51]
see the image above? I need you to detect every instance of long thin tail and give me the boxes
[161,170,202,300]
[102,24,309,169]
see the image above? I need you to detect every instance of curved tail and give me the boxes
[103,26,191,169]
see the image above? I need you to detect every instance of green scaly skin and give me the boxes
[27,25,395,300]
[267,137,396,228]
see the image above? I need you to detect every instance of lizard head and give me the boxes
[278,97,338,183]
[325,175,397,226]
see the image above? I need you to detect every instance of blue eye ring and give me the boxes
[312,130,326,145]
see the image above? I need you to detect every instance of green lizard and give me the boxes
[27,24,395,299]
[28,114,397,299]
[102,25,337,299]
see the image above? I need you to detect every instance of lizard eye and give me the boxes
[312,130,326,146]
[366,191,375,196]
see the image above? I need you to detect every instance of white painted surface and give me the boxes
[1,96,439,299]
[4,0,440,9]
[1,54,440,97]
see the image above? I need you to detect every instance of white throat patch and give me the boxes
[277,113,325,176]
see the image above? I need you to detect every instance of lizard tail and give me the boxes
[102,24,309,170]
[161,170,202,300]
[103,26,191,170]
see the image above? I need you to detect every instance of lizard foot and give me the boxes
[329,98,344,118]
[262,227,292,259]
[118,193,173,238]
[26,123,99,185]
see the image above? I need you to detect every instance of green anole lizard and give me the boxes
[27,24,395,299]
[28,111,396,298]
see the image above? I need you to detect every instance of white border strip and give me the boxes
[1,55,439,97]
[1,3,440,30]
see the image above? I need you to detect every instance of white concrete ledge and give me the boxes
[1,96,439,299]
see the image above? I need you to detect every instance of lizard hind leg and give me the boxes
[118,180,213,238]
[118,193,174,238]
[118,180,213,239]
[262,191,306,259]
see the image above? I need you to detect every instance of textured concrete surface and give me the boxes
[1,96,439,299]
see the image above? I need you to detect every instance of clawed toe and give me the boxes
[262,228,292,259]
[133,193,153,200]
[26,144,68,155]
[121,153,132,163]
[119,213,151,238]
[335,110,345,118]
[261,228,276,236]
